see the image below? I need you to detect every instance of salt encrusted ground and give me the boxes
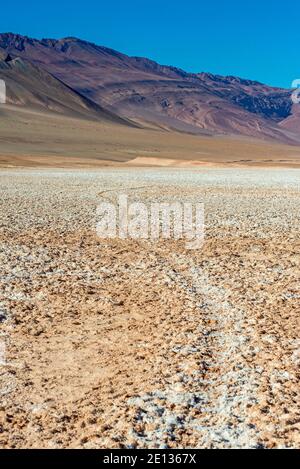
[0,168,299,448]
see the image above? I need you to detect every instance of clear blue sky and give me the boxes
[0,0,298,88]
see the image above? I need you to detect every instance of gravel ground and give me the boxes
[0,168,299,448]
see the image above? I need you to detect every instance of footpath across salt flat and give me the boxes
[0,168,299,448]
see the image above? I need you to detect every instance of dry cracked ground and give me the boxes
[0,168,299,449]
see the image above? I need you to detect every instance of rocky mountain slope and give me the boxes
[0,47,134,126]
[0,33,298,142]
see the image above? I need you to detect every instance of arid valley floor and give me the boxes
[0,167,299,448]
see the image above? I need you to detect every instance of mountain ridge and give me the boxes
[0,32,298,143]
[0,32,286,88]
[0,46,137,126]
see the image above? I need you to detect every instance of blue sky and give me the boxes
[0,0,298,88]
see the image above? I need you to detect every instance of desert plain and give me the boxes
[0,160,299,448]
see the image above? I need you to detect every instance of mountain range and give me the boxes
[0,32,298,144]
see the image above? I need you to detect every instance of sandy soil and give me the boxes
[2,106,300,169]
[0,168,299,448]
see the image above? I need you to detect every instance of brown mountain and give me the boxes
[0,47,135,126]
[0,32,297,143]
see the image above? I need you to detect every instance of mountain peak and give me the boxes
[40,36,83,46]
[0,32,35,50]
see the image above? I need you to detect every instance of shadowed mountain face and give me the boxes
[0,33,297,142]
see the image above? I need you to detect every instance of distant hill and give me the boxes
[0,32,298,143]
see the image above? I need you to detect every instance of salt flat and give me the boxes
[0,168,299,448]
